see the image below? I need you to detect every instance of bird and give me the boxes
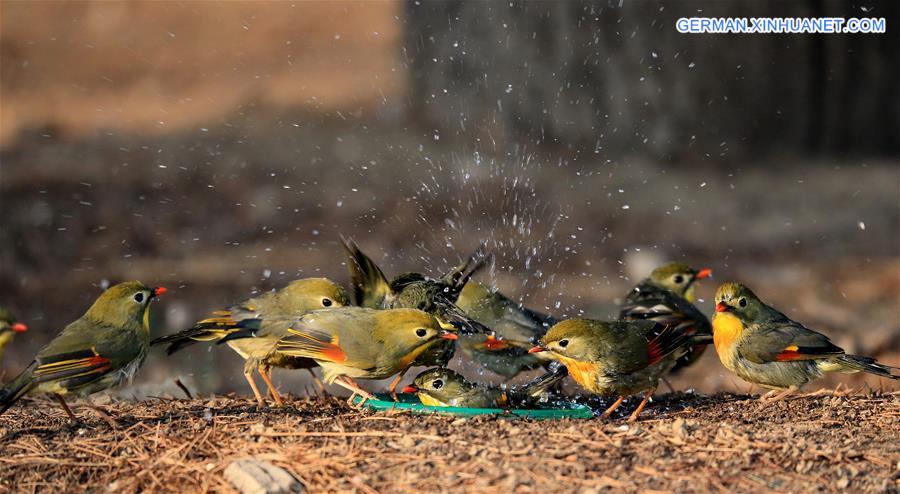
[151,277,349,407]
[529,318,711,421]
[218,306,457,405]
[712,282,899,401]
[341,237,489,396]
[620,262,713,375]
[455,281,556,379]
[403,365,567,408]
[0,307,28,364]
[0,282,165,420]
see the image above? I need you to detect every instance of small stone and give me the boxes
[224,458,302,494]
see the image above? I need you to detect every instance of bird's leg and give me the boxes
[54,394,77,422]
[334,376,374,408]
[306,368,328,396]
[600,395,625,419]
[258,365,284,406]
[387,368,408,402]
[85,401,118,428]
[243,369,266,408]
[661,377,675,394]
[627,387,657,423]
[764,385,799,403]
[758,388,779,402]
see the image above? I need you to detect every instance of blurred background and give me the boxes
[1,1,897,398]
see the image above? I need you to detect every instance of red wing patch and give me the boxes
[477,335,510,351]
[279,327,347,363]
[646,339,665,365]
[775,350,806,361]
[33,353,113,384]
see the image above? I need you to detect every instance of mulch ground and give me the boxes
[0,390,897,493]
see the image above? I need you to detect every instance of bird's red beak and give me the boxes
[152,287,167,298]
[11,322,27,333]
[696,268,713,279]
[715,303,728,312]
[440,331,458,340]
[402,385,419,393]
[528,345,545,354]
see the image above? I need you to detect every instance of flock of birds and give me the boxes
[0,238,897,424]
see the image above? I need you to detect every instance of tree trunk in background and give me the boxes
[403,0,900,161]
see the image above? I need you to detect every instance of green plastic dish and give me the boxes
[352,394,595,420]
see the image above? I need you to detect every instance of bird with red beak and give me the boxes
[0,307,28,364]
[0,281,165,421]
[529,318,711,421]
[619,262,713,375]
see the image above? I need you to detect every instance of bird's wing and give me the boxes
[740,321,844,364]
[496,299,554,341]
[439,243,491,296]
[643,322,696,366]
[595,321,693,374]
[341,236,393,308]
[275,321,350,364]
[620,288,711,335]
[30,317,146,392]
[31,348,114,389]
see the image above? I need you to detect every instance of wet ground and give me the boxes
[1,391,897,493]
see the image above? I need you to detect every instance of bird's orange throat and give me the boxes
[712,312,744,359]
[555,356,599,391]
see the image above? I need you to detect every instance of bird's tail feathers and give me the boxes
[0,361,38,415]
[828,355,899,380]
[340,236,392,308]
[442,243,492,294]
[514,365,568,405]
[215,319,264,345]
[151,314,239,355]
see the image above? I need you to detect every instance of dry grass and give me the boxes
[1,390,897,493]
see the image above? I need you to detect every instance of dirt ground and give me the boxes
[0,391,897,493]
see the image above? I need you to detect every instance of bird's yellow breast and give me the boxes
[713,313,744,362]
[417,393,448,407]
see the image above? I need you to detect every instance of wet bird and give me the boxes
[403,366,567,409]
[342,237,489,396]
[151,278,349,407]
[529,318,710,421]
[619,262,713,374]
[219,307,456,404]
[455,281,555,379]
[0,307,28,364]
[712,282,899,401]
[0,282,165,420]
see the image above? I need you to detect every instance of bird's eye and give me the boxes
[673,275,684,284]
[432,379,444,389]
[558,339,569,348]
[415,328,427,338]
[738,298,748,308]
[133,292,144,304]
[322,298,332,307]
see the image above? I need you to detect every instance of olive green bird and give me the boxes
[713,282,899,401]
[0,307,28,364]
[151,278,349,407]
[219,306,457,404]
[620,262,712,373]
[0,282,165,420]
[342,237,489,396]
[403,365,567,409]
[456,282,556,379]
[529,318,711,421]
